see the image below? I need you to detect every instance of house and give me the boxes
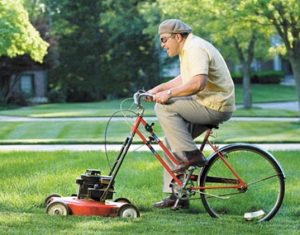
[9,69,48,104]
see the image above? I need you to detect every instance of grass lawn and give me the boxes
[0,84,299,234]
[0,150,299,234]
[0,120,300,144]
[234,84,297,103]
[0,84,298,118]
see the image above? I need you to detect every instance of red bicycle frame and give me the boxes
[129,114,247,192]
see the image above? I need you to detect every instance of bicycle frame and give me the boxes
[104,92,286,221]
[114,112,248,193]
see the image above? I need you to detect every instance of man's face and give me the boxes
[160,33,180,57]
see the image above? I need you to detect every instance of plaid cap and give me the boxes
[158,19,192,35]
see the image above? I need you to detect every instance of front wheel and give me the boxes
[199,144,285,221]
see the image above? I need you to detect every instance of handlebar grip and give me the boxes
[133,91,153,108]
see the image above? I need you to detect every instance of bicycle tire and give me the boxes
[199,144,285,222]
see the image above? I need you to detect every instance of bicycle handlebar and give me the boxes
[133,90,153,108]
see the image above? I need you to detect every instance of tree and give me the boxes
[100,0,161,98]
[44,0,161,101]
[245,0,300,114]
[0,0,49,103]
[47,0,106,102]
[0,0,48,62]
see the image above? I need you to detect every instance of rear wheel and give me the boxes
[44,194,61,206]
[118,204,140,218]
[199,144,285,221]
[114,197,131,204]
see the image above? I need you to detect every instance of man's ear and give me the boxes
[174,33,179,41]
[175,33,184,42]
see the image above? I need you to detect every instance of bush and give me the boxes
[231,72,243,84]
[231,70,284,84]
[253,71,284,84]
[48,90,66,103]
[7,92,29,106]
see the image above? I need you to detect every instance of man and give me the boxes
[147,19,236,209]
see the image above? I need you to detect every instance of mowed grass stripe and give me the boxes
[0,121,300,143]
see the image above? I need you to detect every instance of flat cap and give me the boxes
[158,19,192,35]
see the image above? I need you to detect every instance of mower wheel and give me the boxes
[118,204,140,218]
[44,194,61,206]
[114,197,131,204]
[46,201,70,216]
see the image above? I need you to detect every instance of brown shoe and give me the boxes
[153,195,189,209]
[173,200,189,210]
[153,196,175,208]
[173,150,207,173]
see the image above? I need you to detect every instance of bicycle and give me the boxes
[107,90,285,221]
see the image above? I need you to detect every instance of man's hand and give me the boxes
[144,89,155,102]
[153,90,171,104]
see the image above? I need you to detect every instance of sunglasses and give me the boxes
[160,34,174,43]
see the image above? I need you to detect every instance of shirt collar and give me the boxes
[180,33,193,57]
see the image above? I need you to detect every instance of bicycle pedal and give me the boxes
[187,166,196,171]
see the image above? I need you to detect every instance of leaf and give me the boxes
[0,0,49,62]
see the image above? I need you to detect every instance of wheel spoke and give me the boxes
[247,174,282,187]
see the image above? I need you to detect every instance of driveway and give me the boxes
[252,101,299,111]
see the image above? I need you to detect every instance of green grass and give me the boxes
[235,84,297,103]
[0,98,155,117]
[0,84,298,118]
[234,108,298,117]
[0,120,300,144]
[0,151,299,234]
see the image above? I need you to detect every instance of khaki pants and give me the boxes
[155,96,232,192]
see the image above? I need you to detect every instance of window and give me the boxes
[20,74,35,96]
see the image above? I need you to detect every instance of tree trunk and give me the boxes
[233,33,256,110]
[288,54,300,117]
[242,63,252,109]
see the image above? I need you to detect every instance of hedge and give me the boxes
[231,70,284,84]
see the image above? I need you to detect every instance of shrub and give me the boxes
[48,90,66,103]
[231,70,284,84]
[7,92,29,106]
[231,72,243,84]
[253,71,284,84]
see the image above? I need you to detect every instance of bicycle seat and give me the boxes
[205,124,219,129]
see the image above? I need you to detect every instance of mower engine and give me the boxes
[76,169,114,201]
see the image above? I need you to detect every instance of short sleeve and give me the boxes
[186,46,210,77]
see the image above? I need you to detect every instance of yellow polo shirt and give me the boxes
[179,34,235,112]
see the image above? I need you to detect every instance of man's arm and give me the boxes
[171,74,207,97]
[148,75,182,94]
[154,74,208,104]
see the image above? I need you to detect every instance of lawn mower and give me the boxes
[45,138,140,218]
